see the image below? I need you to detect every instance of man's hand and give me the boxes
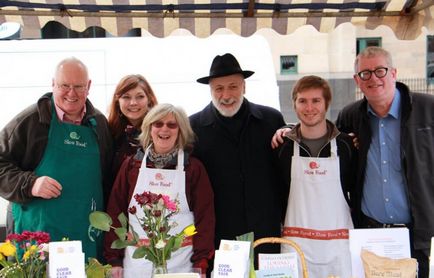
[271,128,291,149]
[348,132,359,149]
[31,176,62,199]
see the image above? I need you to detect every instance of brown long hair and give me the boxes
[107,74,158,140]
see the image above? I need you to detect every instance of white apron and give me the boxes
[282,139,354,278]
[123,146,194,277]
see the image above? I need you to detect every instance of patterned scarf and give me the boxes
[148,146,178,169]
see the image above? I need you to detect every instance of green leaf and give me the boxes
[114,227,128,241]
[236,232,256,278]
[85,258,112,278]
[172,236,183,252]
[118,213,128,228]
[236,231,254,243]
[249,259,256,278]
[89,211,112,232]
[111,239,129,249]
[132,246,148,259]
[130,226,140,241]
[145,250,158,262]
[163,238,175,258]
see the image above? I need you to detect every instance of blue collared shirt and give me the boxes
[361,89,411,224]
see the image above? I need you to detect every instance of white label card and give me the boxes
[48,241,86,278]
[349,228,411,278]
[214,240,251,278]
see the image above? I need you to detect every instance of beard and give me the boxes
[212,95,244,117]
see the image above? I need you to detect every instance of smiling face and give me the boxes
[118,86,150,127]
[150,113,179,154]
[354,54,397,106]
[210,74,245,117]
[294,88,327,128]
[52,59,90,120]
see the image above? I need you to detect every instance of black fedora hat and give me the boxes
[197,53,254,84]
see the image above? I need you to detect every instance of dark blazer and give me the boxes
[190,99,286,253]
[336,82,434,252]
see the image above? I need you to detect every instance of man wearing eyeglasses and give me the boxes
[335,46,434,277]
[0,57,113,261]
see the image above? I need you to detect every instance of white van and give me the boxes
[0,34,281,229]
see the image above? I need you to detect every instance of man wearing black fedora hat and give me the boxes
[190,53,287,270]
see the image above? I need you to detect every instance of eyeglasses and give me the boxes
[57,83,88,93]
[152,121,179,129]
[356,67,389,81]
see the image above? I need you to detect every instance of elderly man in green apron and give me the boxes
[0,57,113,261]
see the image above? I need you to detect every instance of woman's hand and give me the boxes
[111,266,123,278]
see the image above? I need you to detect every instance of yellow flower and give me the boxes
[23,250,31,261]
[0,240,16,257]
[23,245,38,261]
[182,225,197,237]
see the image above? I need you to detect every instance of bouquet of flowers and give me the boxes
[90,191,197,273]
[0,231,50,278]
[0,231,111,278]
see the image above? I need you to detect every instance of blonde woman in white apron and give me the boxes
[104,104,215,278]
[276,76,357,278]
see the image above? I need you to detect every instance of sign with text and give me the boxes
[349,228,411,278]
[256,268,296,278]
[48,241,85,278]
[214,240,251,278]
[257,252,298,278]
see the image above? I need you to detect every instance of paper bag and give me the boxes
[361,249,417,278]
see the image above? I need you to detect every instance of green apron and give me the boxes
[12,102,103,261]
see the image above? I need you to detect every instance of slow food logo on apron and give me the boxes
[64,132,88,148]
[304,161,327,175]
[149,172,173,188]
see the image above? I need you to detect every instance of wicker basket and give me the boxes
[253,237,309,278]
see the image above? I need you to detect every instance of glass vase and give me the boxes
[152,261,168,276]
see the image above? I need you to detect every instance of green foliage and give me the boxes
[89,211,112,232]
[118,213,128,227]
[85,258,112,278]
[0,233,111,278]
[236,232,256,278]
[114,227,128,241]
[88,191,197,270]
[111,239,129,249]
[132,247,148,259]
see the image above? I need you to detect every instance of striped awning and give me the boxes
[0,0,433,39]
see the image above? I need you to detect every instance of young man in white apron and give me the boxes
[276,76,357,278]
